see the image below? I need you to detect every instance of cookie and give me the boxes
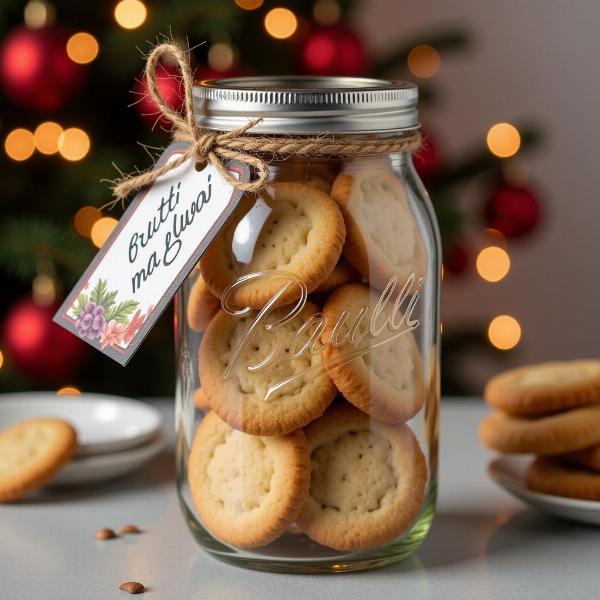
[186,274,220,332]
[199,302,337,435]
[479,405,600,455]
[563,444,600,473]
[0,418,77,502]
[193,387,210,411]
[485,360,600,416]
[201,183,345,310]
[321,282,425,423]
[331,165,427,290]
[188,411,310,548]
[526,457,600,500]
[313,259,360,294]
[297,403,427,551]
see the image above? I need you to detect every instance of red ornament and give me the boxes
[444,242,469,276]
[300,25,368,76]
[485,183,541,238]
[2,297,88,384]
[414,129,441,181]
[0,26,85,112]
[134,62,184,128]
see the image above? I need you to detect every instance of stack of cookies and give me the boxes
[479,359,600,500]
[185,162,430,552]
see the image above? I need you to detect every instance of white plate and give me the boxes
[488,455,600,526]
[0,392,163,456]
[51,433,165,486]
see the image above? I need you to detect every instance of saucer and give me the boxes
[488,455,600,526]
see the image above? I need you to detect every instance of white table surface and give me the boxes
[1,397,599,600]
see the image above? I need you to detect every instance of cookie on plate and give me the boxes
[199,302,337,435]
[479,405,600,455]
[485,360,600,416]
[321,282,425,423]
[331,165,427,290]
[201,183,345,310]
[563,444,600,473]
[186,274,220,333]
[297,403,427,551]
[526,457,600,501]
[0,418,77,502]
[188,411,310,548]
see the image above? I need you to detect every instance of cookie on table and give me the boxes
[0,418,77,502]
[563,444,600,473]
[313,259,360,294]
[193,387,210,411]
[188,411,310,548]
[321,282,425,423]
[186,274,220,333]
[297,403,427,551]
[199,302,337,435]
[201,183,345,309]
[479,405,600,455]
[331,165,427,290]
[526,457,600,501]
[485,360,600,417]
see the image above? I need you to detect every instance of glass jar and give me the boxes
[175,77,441,573]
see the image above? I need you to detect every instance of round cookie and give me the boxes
[186,274,220,332]
[479,405,600,455]
[526,457,600,500]
[313,259,360,294]
[201,182,345,310]
[485,360,600,416]
[297,403,427,551]
[0,418,77,502]
[188,411,310,548]
[563,444,600,473]
[331,165,427,291]
[199,302,337,435]
[321,282,425,423]
[193,387,210,411]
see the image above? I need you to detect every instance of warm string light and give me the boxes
[23,0,55,29]
[476,246,511,282]
[4,128,35,161]
[91,217,118,248]
[407,45,441,79]
[74,206,102,237]
[487,122,521,158]
[32,273,57,306]
[34,121,62,155]
[58,127,90,161]
[0,350,4,370]
[66,32,99,64]
[234,0,263,9]
[264,7,298,39]
[313,0,341,25]
[56,386,81,396]
[114,0,147,30]
[488,315,521,350]
[208,42,235,71]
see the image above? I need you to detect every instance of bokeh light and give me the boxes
[74,206,102,237]
[114,0,147,30]
[58,128,90,161]
[56,386,81,396]
[476,246,511,282]
[0,350,4,370]
[264,8,298,39]
[66,32,99,65]
[5,128,35,161]
[487,122,521,158]
[235,0,263,9]
[488,315,521,350]
[91,216,118,248]
[34,121,62,155]
[313,0,341,25]
[407,45,441,79]
[23,0,55,29]
[32,273,57,306]
[208,42,235,71]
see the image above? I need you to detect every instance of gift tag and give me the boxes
[54,143,249,365]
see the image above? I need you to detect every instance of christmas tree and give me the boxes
[0,0,542,395]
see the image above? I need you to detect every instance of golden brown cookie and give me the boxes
[321,282,425,423]
[563,444,600,473]
[186,274,220,332]
[193,387,210,411]
[297,403,427,551]
[199,302,337,435]
[526,457,600,500]
[479,405,600,455]
[188,411,310,548]
[0,418,77,502]
[331,165,427,290]
[201,183,345,309]
[313,259,360,294]
[485,360,600,416]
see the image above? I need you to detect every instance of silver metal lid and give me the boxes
[193,76,419,135]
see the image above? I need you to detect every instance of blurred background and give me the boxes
[0,0,596,397]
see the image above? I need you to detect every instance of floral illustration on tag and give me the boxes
[69,278,153,350]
